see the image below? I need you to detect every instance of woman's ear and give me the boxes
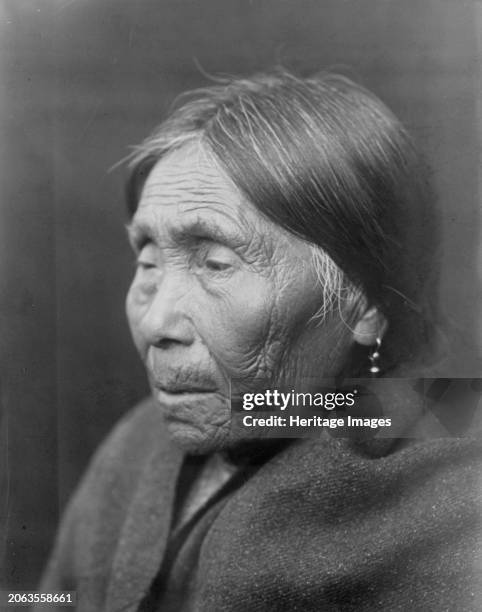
[352,306,388,346]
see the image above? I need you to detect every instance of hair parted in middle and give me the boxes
[126,69,440,373]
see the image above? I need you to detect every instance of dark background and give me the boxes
[1,0,481,590]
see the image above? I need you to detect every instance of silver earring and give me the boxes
[368,336,382,376]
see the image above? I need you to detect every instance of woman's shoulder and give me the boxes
[89,396,165,469]
[51,396,177,552]
[38,397,181,597]
[77,395,178,502]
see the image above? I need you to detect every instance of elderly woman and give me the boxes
[40,71,482,611]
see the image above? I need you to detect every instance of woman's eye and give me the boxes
[198,244,237,274]
[135,243,158,270]
[136,259,156,270]
[205,259,232,272]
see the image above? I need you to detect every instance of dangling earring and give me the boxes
[368,336,382,376]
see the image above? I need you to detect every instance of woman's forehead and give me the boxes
[138,143,245,216]
[134,147,254,248]
[133,143,315,265]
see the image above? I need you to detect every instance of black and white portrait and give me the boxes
[1,1,481,610]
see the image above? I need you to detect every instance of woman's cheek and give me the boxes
[125,283,148,358]
[196,274,277,382]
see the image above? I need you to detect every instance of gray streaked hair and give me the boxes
[125,69,440,372]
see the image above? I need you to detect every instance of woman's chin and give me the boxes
[164,418,232,455]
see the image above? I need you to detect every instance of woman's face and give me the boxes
[126,143,354,453]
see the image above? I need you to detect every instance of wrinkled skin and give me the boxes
[126,143,355,453]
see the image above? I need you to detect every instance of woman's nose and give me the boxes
[136,277,195,348]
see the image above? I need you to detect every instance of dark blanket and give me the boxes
[38,381,482,611]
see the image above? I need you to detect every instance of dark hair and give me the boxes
[126,70,440,373]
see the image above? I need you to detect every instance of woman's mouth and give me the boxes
[155,384,220,410]
[155,384,218,395]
